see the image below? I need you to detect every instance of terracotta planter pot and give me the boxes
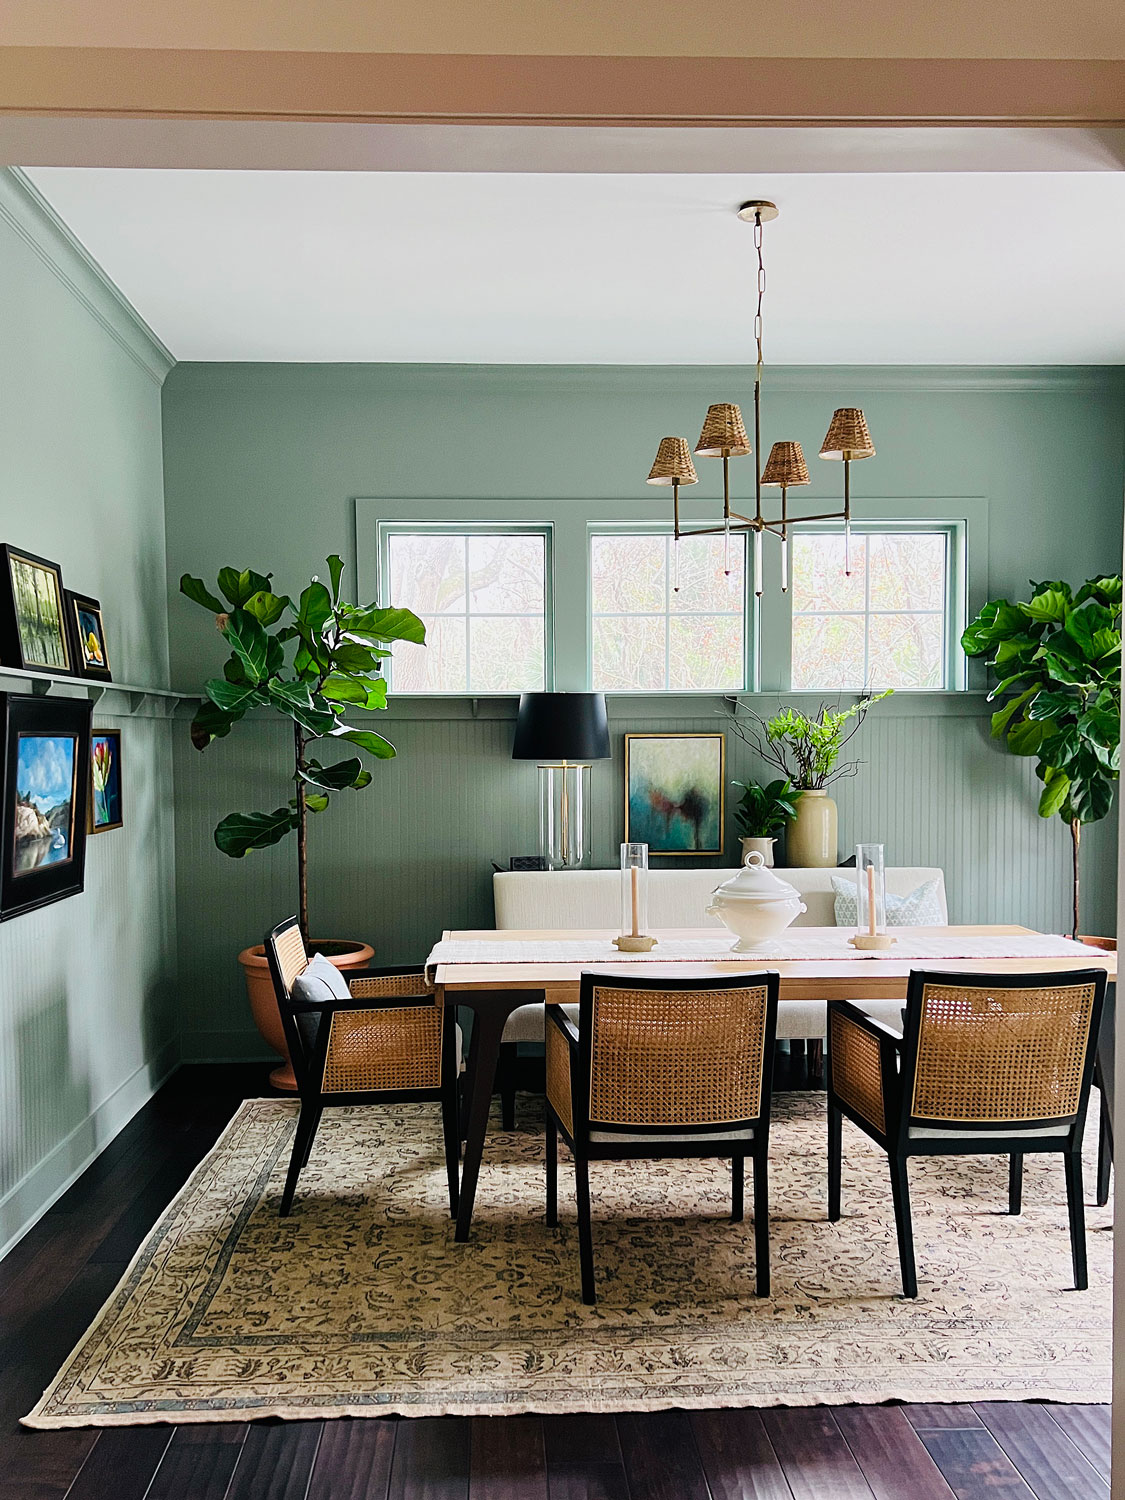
[785,789,838,868]
[238,939,375,1091]
[1076,935,1116,952]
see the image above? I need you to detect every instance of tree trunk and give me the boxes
[1070,816,1081,940]
[294,721,309,944]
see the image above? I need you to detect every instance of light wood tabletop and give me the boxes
[434,924,1116,1003]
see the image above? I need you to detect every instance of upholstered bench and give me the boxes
[492,865,948,1043]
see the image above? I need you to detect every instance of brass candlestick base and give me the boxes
[849,933,896,951]
[614,934,658,952]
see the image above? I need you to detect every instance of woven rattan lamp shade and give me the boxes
[761,440,810,488]
[820,407,876,461]
[695,403,751,458]
[646,436,699,487]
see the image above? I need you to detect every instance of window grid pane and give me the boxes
[590,531,746,693]
[385,529,548,694]
[790,529,949,691]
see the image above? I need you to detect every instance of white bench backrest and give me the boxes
[493,866,947,931]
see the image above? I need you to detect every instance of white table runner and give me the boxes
[428,929,1101,967]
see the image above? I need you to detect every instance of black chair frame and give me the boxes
[545,969,779,1304]
[827,967,1107,1299]
[264,918,461,1220]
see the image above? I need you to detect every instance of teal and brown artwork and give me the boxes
[13,732,77,872]
[625,733,724,855]
[90,730,122,833]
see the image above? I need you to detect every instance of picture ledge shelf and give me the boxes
[0,663,190,716]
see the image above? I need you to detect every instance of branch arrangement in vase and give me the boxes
[180,556,425,939]
[726,692,893,791]
[962,574,1121,936]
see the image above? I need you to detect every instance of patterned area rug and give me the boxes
[25,1094,1111,1427]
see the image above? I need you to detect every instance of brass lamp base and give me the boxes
[849,933,896,951]
[613,934,658,952]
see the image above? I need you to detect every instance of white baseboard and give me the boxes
[0,1036,181,1262]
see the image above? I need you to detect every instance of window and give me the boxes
[381,526,550,694]
[789,527,952,690]
[589,531,747,692]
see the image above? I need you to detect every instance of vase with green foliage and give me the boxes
[961,575,1121,936]
[727,693,892,867]
[180,555,425,941]
[731,778,802,865]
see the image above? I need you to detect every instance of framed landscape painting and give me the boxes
[0,546,71,674]
[0,694,91,920]
[89,729,123,833]
[66,591,112,682]
[624,732,725,856]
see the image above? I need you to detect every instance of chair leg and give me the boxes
[546,1115,558,1228]
[808,1039,824,1088]
[300,1103,323,1168]
[889,1154,918,1298]
[280,1102,321,1216]
[731,1155,745,1223]
[1008,1152,1023,1215]
[828,1103,842,1222]
[498,1041,517,1131]
[752,1150,770,1297]
[441,1079,461,1220]
[575,1157,596,1304]
[1097,1094,1112,1208]
[1064,1149,1088,1291]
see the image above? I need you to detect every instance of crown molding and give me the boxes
[164,362,1125,395]
[0,167,174,384]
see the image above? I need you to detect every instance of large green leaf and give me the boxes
[1020,588,1070,624]
[1063,599,1113,657]
[243,590,290,627]
[1079,705,1120,748]
[344,605,426,645]
[205,677,264,714]
[189,699,243,750]
[1006,719,1046,756]
[180,574,225,612]
[214,807,298,857]
[297,581,333,635]
[321,673,388,710]
[1076,575,1123,606]
[218,567,273,608]
[1069,773,1115,824]
[299,756,371,791]
[304,791,330,813]
[990,687,1036,738]
[1037,768,1070,819]
[327,554,344,602]
[221,608,270,682]
[961,599,1027,655]
[334,727,397,759]
[1027,689,1082,723]
[329,642,384,673]
[267,681,337,737]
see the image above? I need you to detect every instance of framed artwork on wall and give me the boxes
[624,732,725,856]
[0,546,72,674]
[66,592,112,682]
[89,729,122,833]
[0,694,92,919]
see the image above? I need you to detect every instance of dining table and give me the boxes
[429,924,1117,1242]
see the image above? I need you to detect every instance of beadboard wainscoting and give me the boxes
[173,694,1116,1061]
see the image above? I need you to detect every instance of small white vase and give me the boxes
[740,835,776,868]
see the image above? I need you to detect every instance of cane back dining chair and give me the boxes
[827,967,1107,1298]
[545,970,780,1304]
[264,916,461,1218]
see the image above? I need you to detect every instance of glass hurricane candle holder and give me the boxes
[849,842,895,950]
[614,842,657,952]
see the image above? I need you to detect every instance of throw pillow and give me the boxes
[831,875,945,928]
[291,951,352,1005]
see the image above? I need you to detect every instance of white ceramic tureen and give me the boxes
[706,850,807,952]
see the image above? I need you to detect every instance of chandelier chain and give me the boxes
[753,211,765,386]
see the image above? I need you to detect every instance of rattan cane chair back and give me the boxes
[909,976,1099,1126]
[586,980,771,1129]
[272,920,309,997]
[321,997,444,1095]
[829,1006,886,1134]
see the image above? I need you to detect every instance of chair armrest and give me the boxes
[827,1001,900,1138]
[546,1003,579,1050]
[288,993,434,1016]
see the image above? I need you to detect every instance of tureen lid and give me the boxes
[711,850,802,903]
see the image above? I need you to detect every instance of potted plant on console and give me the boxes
[727,693,892,867]
[181,556,425,1088]
[731,777,801,866]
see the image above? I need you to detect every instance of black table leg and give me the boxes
[450,989,542,1242]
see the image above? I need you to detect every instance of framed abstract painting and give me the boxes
[66,591,112,682]
[0,694,91,919]
[89,729,123,833]
[624,732,725,856]
[0,546,71,674]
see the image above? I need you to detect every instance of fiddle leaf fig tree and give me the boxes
[181,556,425,941]
[961,575,1121,936]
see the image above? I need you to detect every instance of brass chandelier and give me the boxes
[646,200,876,595]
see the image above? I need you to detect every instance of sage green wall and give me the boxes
[0,171,178,1251]
[161,363,1125,1061]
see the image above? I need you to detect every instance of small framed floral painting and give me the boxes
[66,591,112,682]
[89,729,123,833]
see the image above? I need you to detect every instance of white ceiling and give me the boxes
[24,167,1125,364]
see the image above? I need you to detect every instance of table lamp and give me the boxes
[512,692,610,870]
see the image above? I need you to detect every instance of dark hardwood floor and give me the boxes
[0,1063,1111,1500]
